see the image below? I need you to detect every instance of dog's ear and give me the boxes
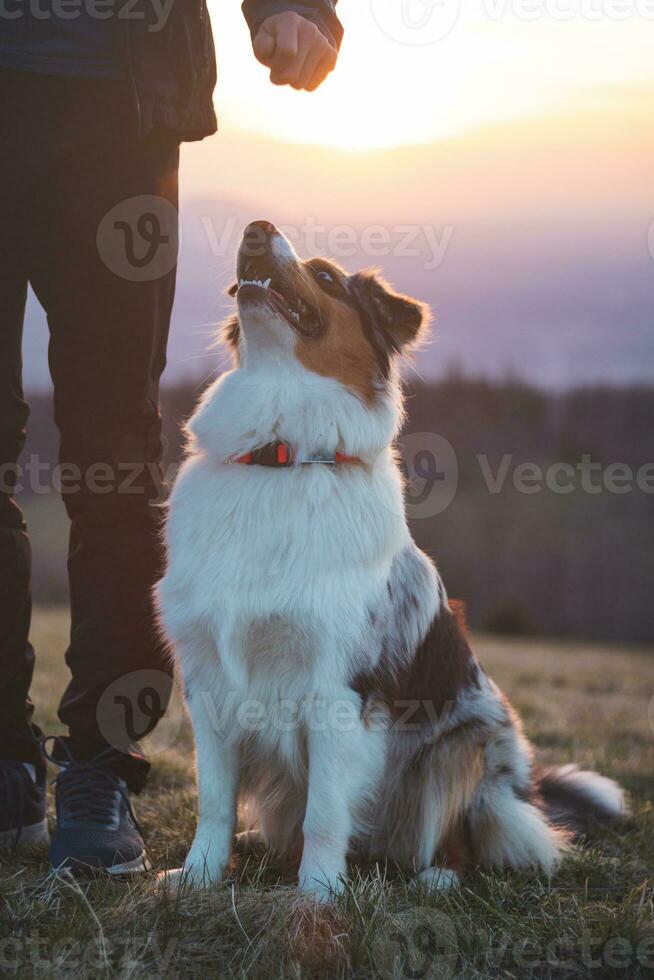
[227,282,238,298]
[350,271,430,362]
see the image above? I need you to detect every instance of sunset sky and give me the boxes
[22,0,654,389]
[207,0,654,150]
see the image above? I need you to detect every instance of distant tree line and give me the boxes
[19,375,654,644]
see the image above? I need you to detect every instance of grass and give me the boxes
[1,608,653,978]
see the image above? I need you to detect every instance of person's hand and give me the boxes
[252,12,337,91]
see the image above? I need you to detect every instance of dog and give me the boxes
[156,220,627,898]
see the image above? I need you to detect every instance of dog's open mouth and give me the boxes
[236,274,320,337]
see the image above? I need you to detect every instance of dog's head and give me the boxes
[225,221,430,403]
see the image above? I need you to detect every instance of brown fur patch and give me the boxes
[437,821,474,874]
[353,605,480,726]
[449,598,468,634]
[294,295,380,404]
[436,736,485,840]
[221,314,241,363]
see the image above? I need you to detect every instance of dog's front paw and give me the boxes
[298,866,345,903]
[156,867,189,894]
[156,835,230,895]
[156,862,224,894]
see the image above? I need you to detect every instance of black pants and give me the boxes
[0,68,180,792]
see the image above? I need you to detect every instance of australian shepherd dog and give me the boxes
[156,220,626,898]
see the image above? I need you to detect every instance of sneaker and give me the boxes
[44,738,150,876]
[0,758,49,849]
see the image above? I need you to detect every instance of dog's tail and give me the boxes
[535,764,629,836]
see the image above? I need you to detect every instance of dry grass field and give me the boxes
[1,607,653,978]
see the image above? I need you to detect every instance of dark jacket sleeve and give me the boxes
[241,0,343,50]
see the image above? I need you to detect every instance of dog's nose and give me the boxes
[247,220,277,236]
[241,220,278,258]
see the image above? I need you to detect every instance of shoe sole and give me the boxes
[0,819,50,849]
[52,851,151,878]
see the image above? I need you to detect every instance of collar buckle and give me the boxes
[301,453,337,465]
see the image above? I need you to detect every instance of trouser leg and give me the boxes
[0,69,41,765]
[26,74,180,791]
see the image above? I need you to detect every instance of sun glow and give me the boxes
[218,31,498,150]
[210,1,654,152]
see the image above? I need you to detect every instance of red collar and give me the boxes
[230,441,361,467]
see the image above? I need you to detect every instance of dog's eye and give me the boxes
[316,270,334,283]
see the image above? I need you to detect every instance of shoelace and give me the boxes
[0,760,31,848]
[42,737,143,833]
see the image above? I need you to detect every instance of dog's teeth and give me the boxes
[290,310,300,321]
[238,277,272,290]
[239,278,267,289]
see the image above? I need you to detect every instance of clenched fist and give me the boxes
[252,12,338,91]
